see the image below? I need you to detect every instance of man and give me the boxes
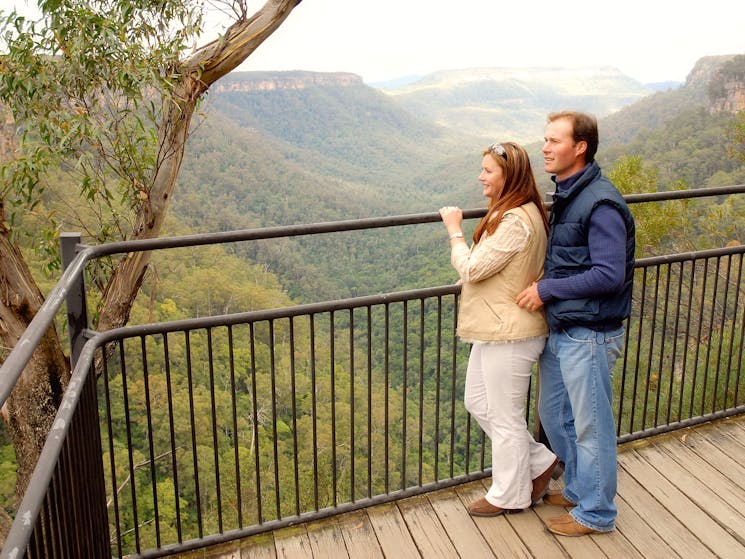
[516,111,635,536]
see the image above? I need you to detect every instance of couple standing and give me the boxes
[439,110,635,536]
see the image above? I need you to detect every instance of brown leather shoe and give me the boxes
[542,489,576,507]
[467,497,523,517]
[546,513,603,536]
[531,457,560,504]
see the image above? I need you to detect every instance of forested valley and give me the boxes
[2,52,745,553]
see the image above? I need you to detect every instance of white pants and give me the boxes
[464,338,556,509]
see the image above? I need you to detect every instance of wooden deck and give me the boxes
[180,415,745,559]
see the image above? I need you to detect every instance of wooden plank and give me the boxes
[273,525,313,559]
[678,426,745,488]
[616,466,715,558]
[366,502,421,559]
[714,417,745,447]
[614,494,677,559]
[532,505,608,559]
[454,482,532,558]
[645,440,745,546]
[655,432,745,506]
[502,507,568,558]
[397,494,459,558]
[239,532,277,559]
[427,486,495,558]
[721,417,745,444]
[619,449,744,558]
[306,516,350,558]
[177,541,242,559]
[584,518,644,559]
[336,510,385,559]
[710,422,745,462]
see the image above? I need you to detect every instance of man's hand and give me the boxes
[516,281,543,311]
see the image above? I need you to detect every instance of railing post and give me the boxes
[58,232,111,557]
[60,232,89,368]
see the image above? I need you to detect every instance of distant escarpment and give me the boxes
[706,55,745,113]
[212,71,363,93]
[379,66,653,144]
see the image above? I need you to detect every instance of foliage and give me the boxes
[0,0,202,268]
[727,111,745,161]
[607,156,692,256]
[3,32,745,551]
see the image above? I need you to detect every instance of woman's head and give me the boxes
[473,141,548,242]
[479,142,538,201]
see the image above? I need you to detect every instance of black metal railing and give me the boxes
[2,186,745,558]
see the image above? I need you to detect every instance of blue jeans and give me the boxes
[538,325,625,532]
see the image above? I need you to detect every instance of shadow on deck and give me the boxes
[180,415,745,559]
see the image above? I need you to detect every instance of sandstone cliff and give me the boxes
[689,54,745,113]
[212,71,363,93]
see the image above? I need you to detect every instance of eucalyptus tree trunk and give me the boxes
[0,217,70,496]
[0,1,303,532]
[97,0,302,331]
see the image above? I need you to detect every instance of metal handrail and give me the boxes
[2,184,745,558]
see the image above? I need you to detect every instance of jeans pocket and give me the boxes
[562,325,595,343]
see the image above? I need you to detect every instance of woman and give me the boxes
[439,141,560,516]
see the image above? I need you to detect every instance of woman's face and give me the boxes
[478,154,506,200]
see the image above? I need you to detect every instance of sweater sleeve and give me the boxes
[451,212,530,283]
[537,204,627,302]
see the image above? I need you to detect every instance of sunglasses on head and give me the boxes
[489,142,508,160]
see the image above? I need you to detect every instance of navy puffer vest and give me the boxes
[544,161,636,330]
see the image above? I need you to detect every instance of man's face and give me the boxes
[542,117,586,180]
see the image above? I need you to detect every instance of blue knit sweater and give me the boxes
[537,165,628,303]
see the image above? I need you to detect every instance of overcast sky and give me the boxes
[230,0,745,84]
[8,1,745,85]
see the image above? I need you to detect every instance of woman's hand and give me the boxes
[439,206,463,236]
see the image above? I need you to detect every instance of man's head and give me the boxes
[542,111,599,180]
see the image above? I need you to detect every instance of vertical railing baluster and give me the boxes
[653,264,672,426]
[722,254,743,409]
[733,254,745,406]
[667,261,685,425]
[681,260,696,419]
[697,259,715,416]
[349,309,356,502]
[449,295,458,478]
[401,301,408,490]
[140,336,161,547]
[418,299,425,486]
[268,320,281,517]
[162,333,183,543]
[119,340,141,554]
[641,265,660,429]
[384,303,390,493]
[309,315,319,510]
[184,331,203,538]
[628,267,648,434]
[227,326,243,527]
[248,323,263,524]
[206,328,223,532]
[434,296,443,481]
[330,311,338,506]
[366,306,373,499]
[102,344,123,557]
[712,255,733,414]
[289,318,301,515]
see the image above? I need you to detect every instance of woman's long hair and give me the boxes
[472,141,549,244]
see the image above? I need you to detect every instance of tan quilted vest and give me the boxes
[457,202,549,342]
